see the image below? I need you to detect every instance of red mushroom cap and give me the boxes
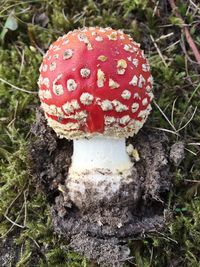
[38,27,153,139]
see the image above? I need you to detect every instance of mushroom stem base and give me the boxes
[66,166,140,210]
[67,136,134,209]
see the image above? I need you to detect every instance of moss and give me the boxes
[0,0,200,266]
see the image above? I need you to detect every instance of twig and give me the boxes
[180,36,198,64]
[189,0,200,12]
[168,0,200,63]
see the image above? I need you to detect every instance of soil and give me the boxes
[29,109,184,267]
[0,234,40,267]
[0,236,19,267]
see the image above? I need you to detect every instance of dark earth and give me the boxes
[0,237,19,267]
[28,108,185,267]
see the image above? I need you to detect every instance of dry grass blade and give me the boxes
[169,0,200,63]
[4,213,25,229]
[188,143,200,146]
[155,32,174,42]
[153,100,177,132]
[177,106,197,132]
[150,35,167,66]
[0,77,37,94]
[171,97,177,126]
[184,179,200,183]
[184,147,197,156]
[188,83,200,105]
[150,127,180,136]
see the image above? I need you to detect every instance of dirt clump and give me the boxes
[29,109,183,267]
[170,141,185,166]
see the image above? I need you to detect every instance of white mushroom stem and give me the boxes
[66,137,133,208]
[71,137,132,172]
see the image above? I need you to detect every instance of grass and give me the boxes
[0,0,200,266]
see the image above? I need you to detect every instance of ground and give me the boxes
[0,0,200,266]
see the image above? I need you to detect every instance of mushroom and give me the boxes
[38,27,153,209]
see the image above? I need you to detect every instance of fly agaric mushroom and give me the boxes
[38,27,153,209]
